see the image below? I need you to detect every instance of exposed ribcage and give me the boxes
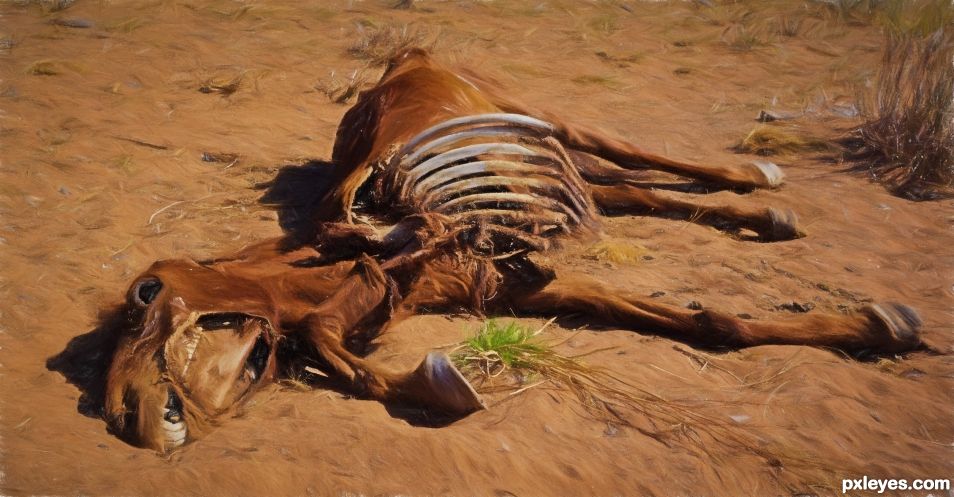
[384,114,597,243]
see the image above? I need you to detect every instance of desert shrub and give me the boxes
[854,1,954,199]
[314,69,371,104]
[348,24,430,66]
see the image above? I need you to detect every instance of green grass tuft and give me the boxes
[453,318,851,488]
[455,320,549,375]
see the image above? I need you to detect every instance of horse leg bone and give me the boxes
[590,183,804,241]
[509,278,921,352]
[303,255,484,412]
[462,88,783,189]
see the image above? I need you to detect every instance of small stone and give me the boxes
[650,291,666,298]
[58,186,71,196]
[201,152,239,164]
[777,301,815,313]
[899,368,925,379]
[832,103,859,118]
[686,300,703,310]
[736,313,753,319]
[603,423,620,437]
[756,109,798,122]
[729,414,750,424]
[50,18,94,28]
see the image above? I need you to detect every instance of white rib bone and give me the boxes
[424,174,592,221]
[450,208,570,233]
[399,113,555,157]
[420,175,573,210]
[433,191,582,225]
[401,126,554,168]
[403,143,552,194]
[412,159,560,197]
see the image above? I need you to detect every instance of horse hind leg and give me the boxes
[589,183,804,241]
[460,73,783,190]
[509,277,921,354]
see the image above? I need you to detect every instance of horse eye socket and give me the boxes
[134,279,163,306]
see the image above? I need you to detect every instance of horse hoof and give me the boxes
[752,160,785,188]
[764,208,804,241]
[865,302,922,351]
[412,352,486,415]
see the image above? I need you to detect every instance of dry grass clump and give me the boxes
[196,69,267,97]
[776,15,805,37]
[583,240,647,265]
[738,125,833,156]
[26,59,61,75]
[314,69,371,104]
[595,50,643,67]
[25,59,83,76]
[452,320,652,419]
[451,320,839,489]
[348,24,431,66]
[570,74,621,89]
[851,3,954,199]
[721,24,767,52]
[452,319,681,425]
[11,0,74,13]
[815,0,885,24]
[588,14,622,35]
[198,74,244,96]
[104,17,147,33]
[0,36,15,53]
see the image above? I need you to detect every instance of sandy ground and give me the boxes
[1,1,952,496]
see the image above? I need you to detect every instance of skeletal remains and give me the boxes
[99,49,922,452]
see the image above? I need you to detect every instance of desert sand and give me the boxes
[1,1,952,496]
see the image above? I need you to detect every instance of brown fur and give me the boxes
[100,49,922,452]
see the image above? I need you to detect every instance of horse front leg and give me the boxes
[303,254,484,414]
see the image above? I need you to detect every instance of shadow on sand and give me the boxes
[46,306,129,419]
[256,159,337,243]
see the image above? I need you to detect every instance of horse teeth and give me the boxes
[162,420,185,432]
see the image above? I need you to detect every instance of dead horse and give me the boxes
[101,48,921,453]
